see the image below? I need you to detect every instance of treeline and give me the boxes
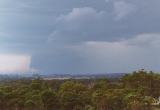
[0,70,160,110]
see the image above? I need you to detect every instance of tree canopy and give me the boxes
[0,70,160,110]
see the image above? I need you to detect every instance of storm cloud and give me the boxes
[0,0,160,74]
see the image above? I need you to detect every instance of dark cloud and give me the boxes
[0,0,160,73]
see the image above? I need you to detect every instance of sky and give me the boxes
[0,0,160,74]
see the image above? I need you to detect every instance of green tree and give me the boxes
[41,90,60,110]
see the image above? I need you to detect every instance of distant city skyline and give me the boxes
[0,0,160,74]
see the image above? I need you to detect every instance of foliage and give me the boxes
[0,70,159,110]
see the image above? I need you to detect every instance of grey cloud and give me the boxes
[57,7,105,22]
[69,33,160,73]
[113,1,136,20]
[48,7,108,43]
[0,0,160,73]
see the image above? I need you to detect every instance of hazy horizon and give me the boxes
[0,0,160,74]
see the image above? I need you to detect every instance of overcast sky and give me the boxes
[0,0,160,74]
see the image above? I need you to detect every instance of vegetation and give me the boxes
[0,70,160,110]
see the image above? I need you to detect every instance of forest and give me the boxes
[0,70,160,110]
